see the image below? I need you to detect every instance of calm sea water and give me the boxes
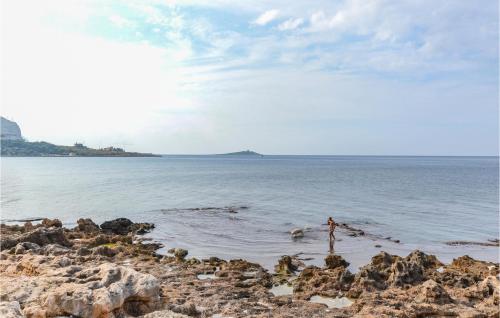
[1,156,498,269]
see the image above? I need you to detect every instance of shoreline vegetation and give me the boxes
[0,218,498,318]
[0,140,159,157]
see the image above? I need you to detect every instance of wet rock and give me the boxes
[275,255,299,276]
[100,218,134,235]
[168,248,188,261]
[131,222,155,235]
[41,218,62,228]
[325,254,349,269]
[76,218,100,233]
[0,301,23,318]
[43,263,160,317]
[290,228,304,239]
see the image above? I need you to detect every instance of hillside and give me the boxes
[219,150,263,156]
[1,140,158,157]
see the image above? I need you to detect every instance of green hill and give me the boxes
[1,140,158,157]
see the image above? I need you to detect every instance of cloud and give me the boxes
[0,0,498,155]
[254,9,279,26]
[278,18,303,31]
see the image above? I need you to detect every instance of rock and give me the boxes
[0,301,23,318]
[100,218,134,235]
[351,250,443,295]
[170,303,199,316]
[58,256,72,267]
[23,222,34,232]
[43,244,71,256]
[77,246,91,256]
[92,245,118,257]
[76,218,100,233]
[415,280,453,304]
[325,254,349,269]
[15,242,41,255]
[275,255,299,276]
[291,228,304,239]
[43,263,160,317]
[41,218,62,228]
[1,227,71,250]
[130,223,155,235]
[142,310,190,317]
[168,248,188,261]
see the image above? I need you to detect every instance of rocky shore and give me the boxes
[0,219,498,318]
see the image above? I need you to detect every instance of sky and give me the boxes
[0,0,498,155]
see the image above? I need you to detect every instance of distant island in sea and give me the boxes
[218,150,263,156]
[0,117,158,157]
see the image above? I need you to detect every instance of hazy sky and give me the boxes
[1,0,498,155]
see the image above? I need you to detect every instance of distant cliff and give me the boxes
[1,117,23,141]
[0,117,158,157]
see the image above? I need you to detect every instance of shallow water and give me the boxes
[309,295,353,308]
[269,284,293,296]
[1,155,498,269]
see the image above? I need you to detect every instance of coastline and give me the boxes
[0,218,498,317]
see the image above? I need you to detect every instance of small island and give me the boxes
[218,150,263,156]
[0,117,158,157]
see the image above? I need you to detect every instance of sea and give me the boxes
[1,156,498,270]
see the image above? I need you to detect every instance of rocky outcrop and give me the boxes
[0,117,22,141]
[39,264,160,317]
[100,218,154,235]
[0,220,498,318]
[75,218,100,233]
[1,227,71,250]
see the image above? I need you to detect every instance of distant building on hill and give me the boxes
[1,117,23,141]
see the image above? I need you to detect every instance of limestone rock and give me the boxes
[100,218,133,235]
[43,263,160,317]
[325,254,349,269]
[168,248,188,261]
[76,218,100,233]
[415,280,453,304]
[41,218,62,228]
[1,227,71,250]
[0,301,23,318]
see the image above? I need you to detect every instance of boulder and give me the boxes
[325,254,349,269]
[290,228,304,239]
[76,218,100,233]
[43,263,160,317]
[100,218,133,235]
[41,218,62,228]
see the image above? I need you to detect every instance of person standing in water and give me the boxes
[327,217,337,252]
